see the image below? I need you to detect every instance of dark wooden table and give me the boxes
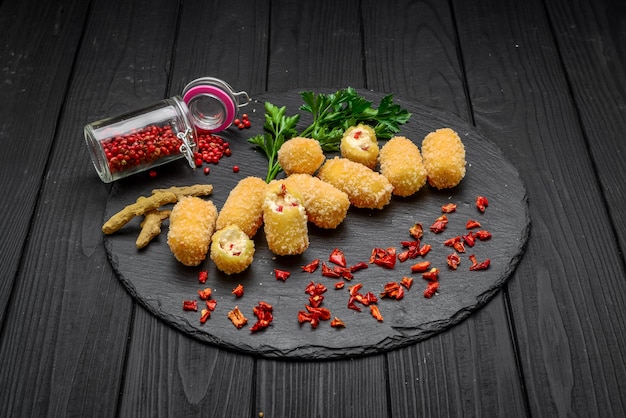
[1,0,624,416]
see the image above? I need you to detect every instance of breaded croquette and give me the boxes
[277,137,326,175]
[210,224,255,275]
[421,128,466,189]
[378,136,427,197]
[317,157,393,210]
[167,196,218,266]
[283,173,350,229]
[263,181,309,255]
[216,176,267,238]
[340,124,379,169]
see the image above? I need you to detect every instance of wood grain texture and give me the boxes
[454,0,626,415]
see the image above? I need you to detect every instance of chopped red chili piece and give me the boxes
[409,223,424,240]
[419,244,432,257]
[333,266,354,280]
[453,241,466,253]
[466,219,481,229]
[206,299,217,311]
[183,300,198,311]
[298,311,320,328]
[200,309,211,324]
[422,268,440,281]
[347,296,362,312]
[370,305,384,322]
[335,281,345,289]
[401,276,414,290]
[411,261,431,273]
[447,252,461,270]
[380,282,404,300]
[430,215,448,233]
[305,281,327,296]
[250,301,274,332]
[328,248,347,267]
[463,232,476,247]
[441,203,457,213]
[349,261,368,272]
[198,270,208,284]
[370,247,397,269]
[424,281,439,298]
[475,230,492,240]
[348,283,363,296]
[444,236,461,247]
[232,284,244,298]
[197,288,212,300]
[309,294,325,308]
[476,196,489,213]
[469,256,491,271]
[301,259,320,273]
[321,262,342,278]
[398,241,420,261]
[397,249,410,263]
[274,268,291,281]
[228,306,248,329]
[330,317,346,328]
[306,305,331,321]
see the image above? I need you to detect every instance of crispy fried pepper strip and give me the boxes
[136,209,171,249]
[151,184,214,200]
[102,191,178,234]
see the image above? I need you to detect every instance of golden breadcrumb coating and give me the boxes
[263,181,309,255]
[317,157,393,210]
[421,128,466,189]
[277,137,326,175]
[210,224,255,275]
[167,196,217,266]
[378,136,427,197]
[283,173,350,229]
[340,124,379,169]
[216,176,267,238]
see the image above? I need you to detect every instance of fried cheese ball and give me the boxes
[421,128,466,189]
[216,176,267,238]
[210,224,255,275]
[167,196,218,266]
[317,157,393,210]
[340,124,379,169]
[378,136,427,197]
[263,181,309,256]
[277,137,326,175]
[283,173,350,229]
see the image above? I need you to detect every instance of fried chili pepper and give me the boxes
[441,203,457,213]
[349,261,368,272]
[183,300,198,311]
[227,306,248,329]
[274,268,291,281]
[380,282,404,300]
[409,223,424,240]
[424,281,439,298]
[198,270,208,284]
[250,301,274,332]
[329,248,347,267]
[447,252,461,270]
[200,309,211,324]
[197,288,212,300]
[475,230,492,240]
[301,259,320,273]
[476,196,489,213]
[466,219,481,229]
[430,215,448,233]
[410,261,431,273]
[330,317,346,328]
[422,268,440,281]
[370,305,384,322]
[370,247,397,269]
[232,284,244,298]
[401,276,414,290]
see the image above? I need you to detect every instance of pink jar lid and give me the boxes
[181,77,250,133]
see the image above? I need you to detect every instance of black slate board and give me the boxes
[103,89,530,359]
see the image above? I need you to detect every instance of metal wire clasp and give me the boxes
[177,128,197,169]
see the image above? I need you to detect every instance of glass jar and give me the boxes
[84,77,250,183]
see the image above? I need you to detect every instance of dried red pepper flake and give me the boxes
[206,299,217,311]
[183,300,198,311]
[419,244,432,257]
[370,247,397,269]
[370,305,384,322]
[347,297,362,312]
[453,241,466,253]
[398,240,420,261]
[409,223,424,240]
[333,266,354,280]
[309,294,325,308]
[328,248,347,267]
[301,259,320,273]
[305,305,331,321]
[250,301,274,332]
[228,306,248,329]
[380,282,405,300]
[410,260,431,273]
[274,268,291,281]
[298,311,320,328]
[401,276,414,290]
[476,196,489,213]
[305,281,327,296]
[349,261,368,272]
[444,236,461,247]
[424,281,439,298]
[475,230,492,240]
[330,317,346,328]
[441,203,457,213]
[348,283,363,296]
[466,219,481,229]
[198,270,209,284]
[232,284,244,298]
[468,254,491,271]
[397,249,411,263]
[200,309,211,324]
[463,232,476,247]
[422,268,440,281]
[430,214,448,233]
[447,252,461,270]
[321,262,342,278]
[334,281,345,289]
[197,287,212,300]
